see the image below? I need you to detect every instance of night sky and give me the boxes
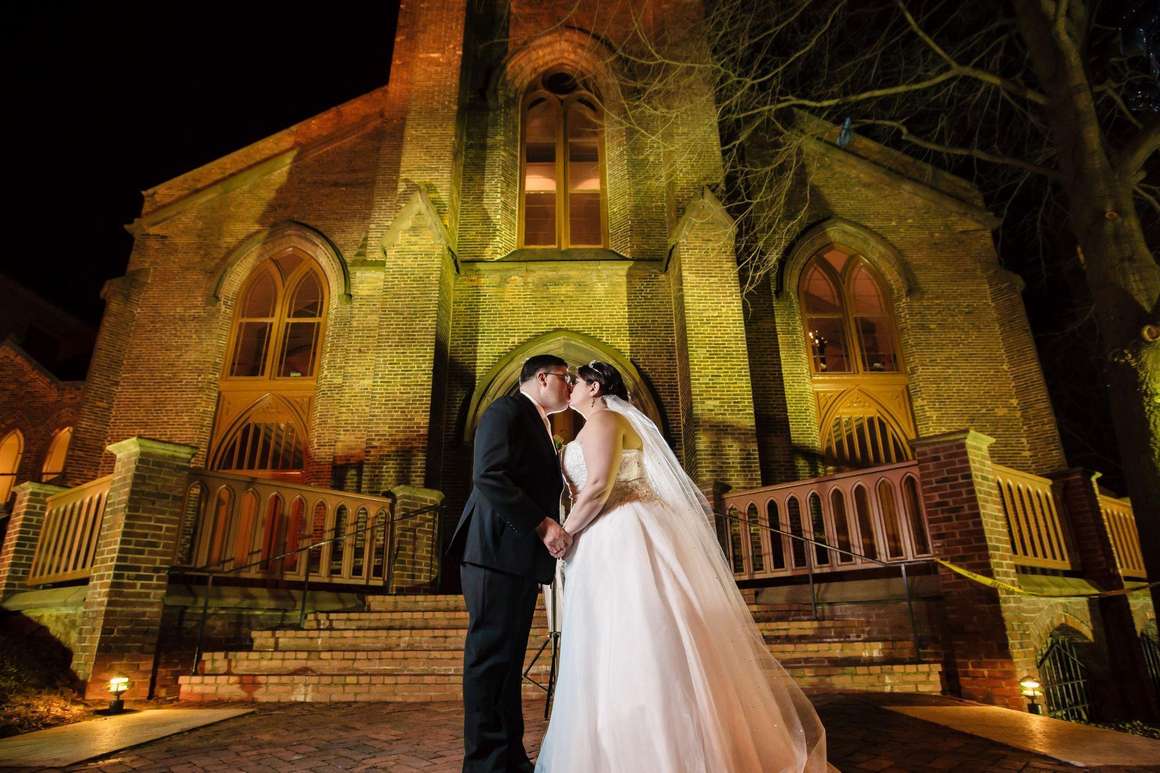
[2,2,399,324]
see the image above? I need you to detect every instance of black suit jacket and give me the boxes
[449,394,563,584]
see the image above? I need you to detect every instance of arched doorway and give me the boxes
[464,330,665,447]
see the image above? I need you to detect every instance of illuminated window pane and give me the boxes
[279,321,320,377]
[878,480,905,559]
[805,316,850,373]
[568,157,600,191]
[851,266,886,314]
[242,271,276,317]
[857,317,898,372]
[803,267,841,313]
[41,427,72,481]
[524,193,557,246]
[569,193,602,246]
[568,101,599,139]
[821,249,849,274]
[526,98,556,142]
[230,322,272,376]
[0,430,23,506]
[290,273,323,318]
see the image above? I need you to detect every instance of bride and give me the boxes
[534,361,826,773]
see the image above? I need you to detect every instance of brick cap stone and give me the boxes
[388,485,445,503]
[12,481,69,497]
[106,437,199,461]
[913,428,996,449]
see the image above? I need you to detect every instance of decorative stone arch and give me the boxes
[495,27,622,108]
[479,28,644,257]
[1029,609,1095,654]
[463,330,665,443]
[778,217,917,301]
[210,221,351,307]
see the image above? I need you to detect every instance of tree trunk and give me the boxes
[1013,2,1160,613]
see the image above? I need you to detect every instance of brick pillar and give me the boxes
[72,437,196,700]
[914,429,1024,710]
[1052,469,1159,719]
[386,485,444,592]
[670,190,761,495]
[0,482,66,599]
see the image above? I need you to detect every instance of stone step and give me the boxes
[364,595,546,613]
[757,619,872,640]
[201,648,549,676]
[179,673,549,703]
[205,638,913,676]
[766,639,914,663]
[179,662,942,703]
[303,609,549,630]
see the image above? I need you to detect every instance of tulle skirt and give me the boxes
[534,494,826,773]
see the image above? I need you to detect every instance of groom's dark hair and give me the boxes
[520,354,568,384]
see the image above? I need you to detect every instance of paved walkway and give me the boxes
[2,693,1156,772]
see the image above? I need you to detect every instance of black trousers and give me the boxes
[461,562,540,773]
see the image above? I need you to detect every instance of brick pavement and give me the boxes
[20,693,1156,773]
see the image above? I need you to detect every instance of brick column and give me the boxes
[914,429,1023,710]
[1052,469,1159,719]
[0,482,66,599]
[386,485,444,592]
[72,437,196,700]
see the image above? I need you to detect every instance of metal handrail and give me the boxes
[715,508,929,664]
[174,502,444,677]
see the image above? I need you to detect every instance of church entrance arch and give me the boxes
[464,331,665,446]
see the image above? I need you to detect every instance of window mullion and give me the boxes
[559,99,568,247]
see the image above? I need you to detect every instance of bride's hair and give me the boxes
[577,360,629,400]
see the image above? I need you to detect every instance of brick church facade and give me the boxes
[1,0,1156,717]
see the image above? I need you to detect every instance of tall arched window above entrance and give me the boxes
[0,429,24,506]
[799,248,914,468]
[520,71,606,248]
[213,252,327,478]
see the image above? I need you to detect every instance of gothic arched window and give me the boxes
[213,252,327,478]
[41,426,73,482]
[799,248,913,468]
[520,71,606,248]
[0,429,23,506]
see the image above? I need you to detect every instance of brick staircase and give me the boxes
[179,593,942,702]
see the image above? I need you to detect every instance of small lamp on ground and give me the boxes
[1019,675,1042,715]
[107,676,129,714]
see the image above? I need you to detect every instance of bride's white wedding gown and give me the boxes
[534,430,826,772]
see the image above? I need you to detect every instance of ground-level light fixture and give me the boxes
[107,676,129,713]
[1019,675,1042,715]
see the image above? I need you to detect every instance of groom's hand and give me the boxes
[536,517,572,559]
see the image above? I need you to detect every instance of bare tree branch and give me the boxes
[858,118,1061,178]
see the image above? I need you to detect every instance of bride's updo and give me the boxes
[577,360,629,400]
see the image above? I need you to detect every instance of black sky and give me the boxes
[2,2,399,324]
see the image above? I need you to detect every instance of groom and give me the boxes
[450,354,573,773]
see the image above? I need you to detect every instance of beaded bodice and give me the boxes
[562,444,653,506]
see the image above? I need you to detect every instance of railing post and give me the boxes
[913,430,1023,710]
[191,571,213,676]
[901,562,920,664]
[0,482,65,599]
[805,534,818,620]
[72,437,196,701]
[299,562,311,629]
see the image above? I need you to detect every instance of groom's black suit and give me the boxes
[449,393,562,773]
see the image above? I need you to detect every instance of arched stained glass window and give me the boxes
[521,71,606,248]
[0,430,24,506]
[41,427,72,482]
[799,248,914,469]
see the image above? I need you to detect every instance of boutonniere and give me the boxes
[552,434,565,452]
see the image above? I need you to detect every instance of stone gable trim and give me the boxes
[381,186,459,272]
[132,115,389,235]
[798,133,1001,230]
[141,87,394,217]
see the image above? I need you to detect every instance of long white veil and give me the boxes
[604,395,827,771]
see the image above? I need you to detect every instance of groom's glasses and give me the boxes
[544,371,577,387]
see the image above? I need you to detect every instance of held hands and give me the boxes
[536,517,573,559]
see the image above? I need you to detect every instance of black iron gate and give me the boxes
[1142,632,1160,702]
[1038,634,1090,721]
